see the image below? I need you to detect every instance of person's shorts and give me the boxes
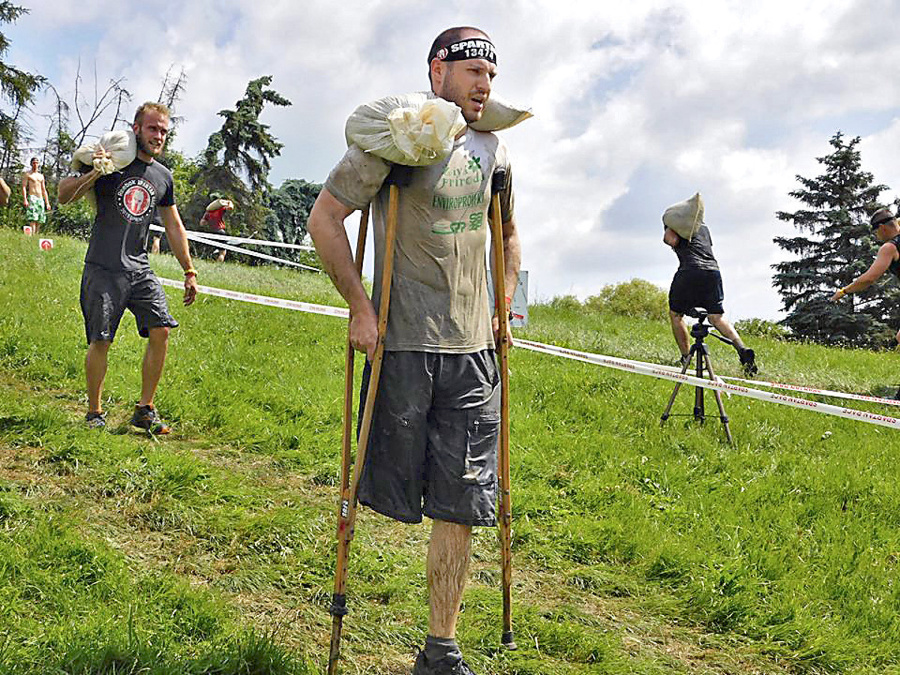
[669,268,725,316]
[80,264,178,344]
[26,195,46,224]
[357,350,500,527]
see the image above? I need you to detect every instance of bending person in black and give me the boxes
[664,223,757,375]
[829,208,900,344]
[59,101,198,432]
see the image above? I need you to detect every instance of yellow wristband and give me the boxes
[184,268,198,277]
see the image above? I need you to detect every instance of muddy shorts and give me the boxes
[669,268,725,316]
[26,195,46,224]
[80,264,178,344]
[357,350,500,527]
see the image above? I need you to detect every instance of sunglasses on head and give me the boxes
[872,215,895,229]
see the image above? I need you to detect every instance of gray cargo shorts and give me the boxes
[80,264,178,344]
[357,349,500,527]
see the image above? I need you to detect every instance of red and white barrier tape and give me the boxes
[515,339,900,430]
[183,229,316,251]
[613,357,900,407]
[718,375,900,407]
[150,225,320,272]
[159,277,349,319]
[157,278,900,431]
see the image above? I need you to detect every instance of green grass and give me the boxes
[2,227,900,673]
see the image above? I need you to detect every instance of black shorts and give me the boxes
[357,350,500,527]
[669,268,725,316]
[80,264,178,344]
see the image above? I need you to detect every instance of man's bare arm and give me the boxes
[501,215,521,301]
[830,242,896,301]
[663,227,680,248]
[308,188,377,358]
[58,170,102,204]
[159,204,198,306]
[41,176,50,208]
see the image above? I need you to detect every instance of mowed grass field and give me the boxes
[1,227,900,674]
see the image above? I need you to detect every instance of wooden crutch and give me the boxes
[489,167,517,650]
[327,166,410,674]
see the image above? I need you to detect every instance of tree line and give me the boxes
[0,3,320,267]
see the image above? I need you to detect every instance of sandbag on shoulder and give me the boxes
[71,129,137,175]
[662,193,704,240]
[468,91,532,132]
[345,90,533,166]
[206,198,234,212]
[345,92,466,166]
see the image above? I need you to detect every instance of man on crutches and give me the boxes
[309,25,521,675]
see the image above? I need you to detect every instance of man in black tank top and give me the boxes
[830,208,900,344]
[664,223,757,375]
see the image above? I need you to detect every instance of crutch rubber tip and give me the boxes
[501,631,517,650]
[329,593,348,617]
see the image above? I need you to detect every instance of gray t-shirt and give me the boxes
[326,129,514,353]
[672,225,719,272]
[84,158,175,271]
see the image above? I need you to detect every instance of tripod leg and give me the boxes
[701,351,734,446]
[693,344,706,423]
[661,348,693,424]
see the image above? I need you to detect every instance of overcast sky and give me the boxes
[9,0,900,319]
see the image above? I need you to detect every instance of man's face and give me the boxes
[133,110,170,158]
[30,159,38,172]
[435,57,496,123]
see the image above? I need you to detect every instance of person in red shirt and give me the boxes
[201,193,234,262]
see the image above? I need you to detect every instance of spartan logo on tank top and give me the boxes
[115,176,157,224]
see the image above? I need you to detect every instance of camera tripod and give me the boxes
[660,310,734,445]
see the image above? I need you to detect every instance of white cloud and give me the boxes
[9,0,900,321]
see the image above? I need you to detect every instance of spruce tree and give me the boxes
[772,132,898,347]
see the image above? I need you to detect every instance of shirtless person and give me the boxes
[22,158,51,234]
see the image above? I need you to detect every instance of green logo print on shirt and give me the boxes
[431,152,486,235]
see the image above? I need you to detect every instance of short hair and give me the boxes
[426,26,490,86]
[29,157,38,164]
[870,207,895,229]
[134,101,170,125]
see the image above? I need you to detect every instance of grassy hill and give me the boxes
[1,227,899,674]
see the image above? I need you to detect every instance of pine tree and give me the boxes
[187,76,291,240]
[772,132,899,347]
[0,2,45,173]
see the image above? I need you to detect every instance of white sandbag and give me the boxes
[468,92,533,132]
[206,198,234,212]
[662,193,705,240]
[71,129,137,175]
[346,92,466,166]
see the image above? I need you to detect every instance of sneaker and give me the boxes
[738,348,758,376]
[85,411,106,429]
[678,353,690,369]
[130,404,172,434]
[412,651,477,675]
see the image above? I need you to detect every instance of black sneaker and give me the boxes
[738,348,758,376]
[130,404,171,434]
[678,353,690,370]
[85,411,106,429]
[412,651,477,675]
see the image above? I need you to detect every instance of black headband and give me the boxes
[432,38,497,64]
